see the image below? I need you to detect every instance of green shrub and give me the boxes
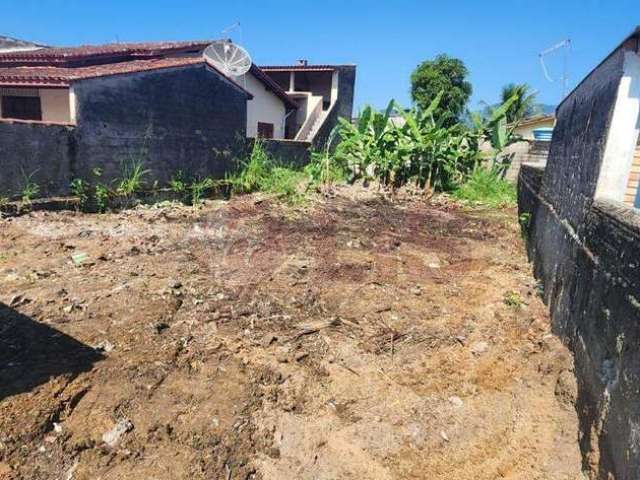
[94,183,110,213]
[116,159,149,197]
[190,177,214,206]
[452,167,516,207]
[70,178,89,208]
[169,171,188,195]
[228,140,273,194]
[19,169,40,203]
[226,140,309,203]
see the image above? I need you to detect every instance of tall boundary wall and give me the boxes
[518,28,640,479]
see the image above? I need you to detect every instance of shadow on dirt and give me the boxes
[0,302,104,401]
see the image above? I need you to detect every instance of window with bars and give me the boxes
[1,95,42,121]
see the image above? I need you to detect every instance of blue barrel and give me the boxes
[533,127,553,141]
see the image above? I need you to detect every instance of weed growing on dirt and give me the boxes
[169,171,188,195]
[116,159,150,197]
[190,177,215,206]
[19,169,40,203]
[306,130,347,190]
[227,140,273,194]
[70,178,89,209]
[452,167,516,207]
[94,183,110,213]
[227,140,311,203]
[503,290,523,309]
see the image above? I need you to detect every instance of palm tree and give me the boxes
[500,83,538,124]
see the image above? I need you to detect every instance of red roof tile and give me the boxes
[0,57,254,99]
[0,41,211,67]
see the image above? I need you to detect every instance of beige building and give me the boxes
[513,114,555,140]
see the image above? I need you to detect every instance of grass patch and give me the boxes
[227,140,312,204]
[452,167,516,207]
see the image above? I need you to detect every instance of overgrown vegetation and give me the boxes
[226,140,309,203]
[452,167,516,207]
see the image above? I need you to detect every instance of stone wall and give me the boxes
[73,64,247,185]
[518,30,640,479]
[503,140,550,182]
[258,138,310,168]
[0,120,76,198]
[0,64,248,198]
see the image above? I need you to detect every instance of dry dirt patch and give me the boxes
[0,188,583,479]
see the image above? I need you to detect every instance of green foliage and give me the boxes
[410,54,472,124]
[503,290,523,309]
[452,167,516,207]
[306,129,347,188]
[190,177,214,206]
[169,171,188,195]
[226,140,310,203]
[333,96,481,192]
[116,159,149,197]
[518,212,531,230]
[94,183,110,213]
[500,83,538,124]
[227,140,274,194]
[19,169,40,203]
[70,178,89,208]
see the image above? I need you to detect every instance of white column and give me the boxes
[595,51,640,202]
[289,71,295,92]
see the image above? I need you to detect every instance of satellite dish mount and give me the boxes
[203,39,252,77]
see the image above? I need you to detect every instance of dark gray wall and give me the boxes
[0,64,248,197]
[0,121,76,198]
[518,33,640,479]
[258,138,310,168]
[73,64,247,184]
[313,65,356,151]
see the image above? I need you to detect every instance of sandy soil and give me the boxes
[0,187,584,479]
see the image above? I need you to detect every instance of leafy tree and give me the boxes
[500,83,538,124]
[410,54,472,125]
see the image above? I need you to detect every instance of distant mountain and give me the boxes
[536,104,556,116]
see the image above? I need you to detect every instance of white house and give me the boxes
[234,65,298,140]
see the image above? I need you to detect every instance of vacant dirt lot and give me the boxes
[0,187,584,479]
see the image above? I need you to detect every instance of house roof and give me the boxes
[0,35,48,53]
[249,64,297,109]
[515,114,555,128]
[0,56,254,99]
[260,64,338,72]
[0,40,210,66]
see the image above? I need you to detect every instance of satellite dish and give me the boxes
[203,40,252,77]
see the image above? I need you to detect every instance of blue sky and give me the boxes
[3,0,638,112]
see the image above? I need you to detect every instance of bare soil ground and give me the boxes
[0,186,584,479]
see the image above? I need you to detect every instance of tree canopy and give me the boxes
[410,54,472,124]
[500,83,538,124]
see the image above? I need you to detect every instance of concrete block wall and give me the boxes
[0,64,248,198]
[0,120,76,197]
[503,140,550,182]
[518,29,640,479]
[73,64,247,186]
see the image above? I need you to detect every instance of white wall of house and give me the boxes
[240,73,287,139]
[40,88,71,123]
